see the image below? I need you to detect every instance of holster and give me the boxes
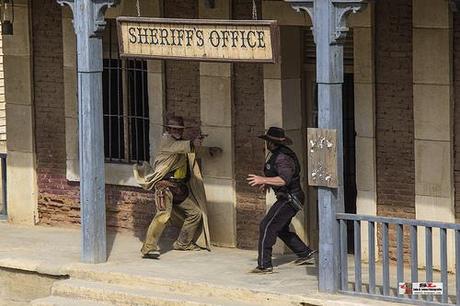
[154,180,177,211]
[154,180,189,209]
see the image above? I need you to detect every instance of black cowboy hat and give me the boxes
[258,127,293,145]
[163,116,186,129]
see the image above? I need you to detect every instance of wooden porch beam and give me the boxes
[56,0,119,264]
[285,0,367,293]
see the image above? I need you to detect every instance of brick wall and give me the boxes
[375,0,415,258]
[164,0,201,139]
[454,14,460,223]
[33,0,156,240]
[233,0,265,249]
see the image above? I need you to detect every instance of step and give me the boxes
[51,279,265,306]
[32,296,114,306]
[66,268,314,305]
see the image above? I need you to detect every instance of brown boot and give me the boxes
[172,241,202,251]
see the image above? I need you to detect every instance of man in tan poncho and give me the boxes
[133,116,219,259]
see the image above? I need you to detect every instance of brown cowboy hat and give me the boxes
[258,127,293,145]
[163,116,186,129]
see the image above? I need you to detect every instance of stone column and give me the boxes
[198,0,236,247]
[57,0,118,263]
[413,0,455,271]
[263,25,306,254]
[287,0,367,293]
[3,0,37,224]
[349,4,377,262]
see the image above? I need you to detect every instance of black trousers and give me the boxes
[257,197,312,268]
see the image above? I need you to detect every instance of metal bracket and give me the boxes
[285,0,367,44]
[57,0,119,37]
[331,0,367,43]
[285,0,315,40]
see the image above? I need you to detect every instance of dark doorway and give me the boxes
[343,73,357,253]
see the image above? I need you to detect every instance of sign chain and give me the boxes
[136,0,141,17]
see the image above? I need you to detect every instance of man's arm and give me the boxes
[193,137,223,157]
[247,175,286,187]
[159,134,191,154]
[247,153,295,187]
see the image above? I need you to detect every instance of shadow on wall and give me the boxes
[105,184,181,257]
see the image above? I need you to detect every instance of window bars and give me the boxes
[102,20,150,164]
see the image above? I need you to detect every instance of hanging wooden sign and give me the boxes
[116,17,280,63]
[307,128,338,188]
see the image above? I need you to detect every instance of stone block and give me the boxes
[354,83,375,138]
[0,141,6,154]
[356,190,377,261]
[356,190,377,216]
[413,0,450,29]
[66,159,139,187]
[62,5,73,19]
[353,27,374,83]
[280,27,302,79]
[199,0,230,19]
[415,140,452,198]
[264,79,283,127]
[355,136,376,192]
[62,17,76,69]
[200,126,233,179]
[2,4,30,56]
[348,3,372,28]
[6,104,33,153]
[147,72,164,125]
[416,195,455,271]
[413,28,451,85]
[149,123,163,160]
[66,158,79,182]
[202,176,236,247]
[200,76,232,127]
[264,28,301,80]
[64,67,78,118]
[105,163,138,187]
[65,117,78,160]
[7,151,37,225]
[3,55,32,106]
[414,84,451,141]
[281,79,302,130]
[263,63,282,80]
[147,60,163,74]
[262,1,311,26]
[200,63,231,78]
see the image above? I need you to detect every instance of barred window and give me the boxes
[102,20,150,163]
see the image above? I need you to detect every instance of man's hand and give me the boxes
[192,137,203,148]
[258,184,267,193]
[208,147,223,157]
[247,174,266,187]
[192,133,208,147]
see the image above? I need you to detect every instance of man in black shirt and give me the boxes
[247,127,316,274]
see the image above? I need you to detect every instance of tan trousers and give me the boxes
[141,189,203,254]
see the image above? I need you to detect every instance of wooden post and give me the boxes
[57,0,119,263]
[286,0,366,293]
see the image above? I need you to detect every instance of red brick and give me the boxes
[375,0,415,259]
